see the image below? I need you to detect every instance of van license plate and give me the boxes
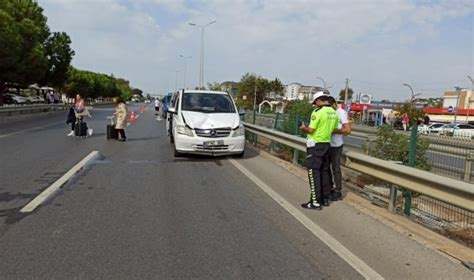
[203,140,224,147]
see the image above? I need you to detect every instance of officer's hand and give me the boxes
[299,122,306,130]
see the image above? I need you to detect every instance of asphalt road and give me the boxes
[0,104,471,279]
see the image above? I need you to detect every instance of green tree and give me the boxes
[0,0,50,104]
[207,82,221,91]
[395,102,425,126]
[40,32,75,88]
[269,78,284,97]
[338,87,354,101]
[131,88,143,97]
[236,73,273,109]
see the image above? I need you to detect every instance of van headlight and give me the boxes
[233,124,245,137]
[177,125,194,137]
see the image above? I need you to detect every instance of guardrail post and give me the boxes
[403,124,418,216]
[464,151,473,182]
[388,185,398,213]
[293,149,299,165]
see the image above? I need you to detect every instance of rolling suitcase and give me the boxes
[106,116,118,140]
[107,124,118,140]
[75,121,88,137]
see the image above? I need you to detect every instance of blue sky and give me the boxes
[40,0,473,101]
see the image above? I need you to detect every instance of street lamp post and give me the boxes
[189,20,216,89]
[179,55,191,89]
[402,83,421,110]
[453,87,462,128]
[316,77,327,89]
[174,70,180,92]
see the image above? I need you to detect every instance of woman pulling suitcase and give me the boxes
[114,97,128,141]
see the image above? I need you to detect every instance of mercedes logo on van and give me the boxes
[210,130,217,137]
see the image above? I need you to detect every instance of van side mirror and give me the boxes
[168,107,176,114]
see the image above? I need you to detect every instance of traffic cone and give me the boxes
[140,105,145,114]
[129,110,136,122]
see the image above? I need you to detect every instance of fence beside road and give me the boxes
[0,102,116,117]
[243,111,474,183]
[243,121,474,247]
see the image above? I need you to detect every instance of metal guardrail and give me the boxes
[0,104,69,116]
[0,103,115,117]
[243,122,474,212]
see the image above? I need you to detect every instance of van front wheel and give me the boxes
[174,146,182,157]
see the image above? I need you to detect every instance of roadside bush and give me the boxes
[367,125,431,171]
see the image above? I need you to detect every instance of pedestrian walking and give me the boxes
[66,106,76,136]
[328,97,351,201]
[154,98,160,113]
[300,92,339,210]
[114,97,128,141]
[67,94,85,136]
[72,94,93,137]
[387,111,395,128]
[402,113,409,131]
[423,115,430,134]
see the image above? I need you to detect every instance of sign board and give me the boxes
[447,106,453,113]
[359,93,372,105]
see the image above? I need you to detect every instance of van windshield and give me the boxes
[182,92,236,113]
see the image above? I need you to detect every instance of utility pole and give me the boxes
[179,55,191,89]
[453,87,462,129]
[253,83,257,111]
[468,75,473,122]
[344,78,349,104]
[174,70,180,92]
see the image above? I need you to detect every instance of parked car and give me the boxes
[419,123,445,134]
[167,90,245,157]
[3,93,27,104]
[25,95,45,104]
[452,124,474,140]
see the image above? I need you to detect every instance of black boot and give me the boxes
[301,200,322,210]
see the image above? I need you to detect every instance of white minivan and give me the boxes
[167,90,245,157]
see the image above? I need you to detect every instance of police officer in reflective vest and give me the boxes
[299,92,339,210]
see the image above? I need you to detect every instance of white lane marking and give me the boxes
[0,121,64,139]
[228,159,384,280]
[20,151,100,213]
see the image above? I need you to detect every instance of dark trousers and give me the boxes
[306,143,331,203]
[117,129,126,139]
[328,145,343,193]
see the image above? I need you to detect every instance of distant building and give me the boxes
[284,83,324,101]
[442,89,473,110]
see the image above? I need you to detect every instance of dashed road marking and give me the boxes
[229,158,384,280]
[20,151,100,213]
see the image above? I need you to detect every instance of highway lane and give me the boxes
[0,103,142,225]
[0,105,361,279]
[0,106,472,279]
